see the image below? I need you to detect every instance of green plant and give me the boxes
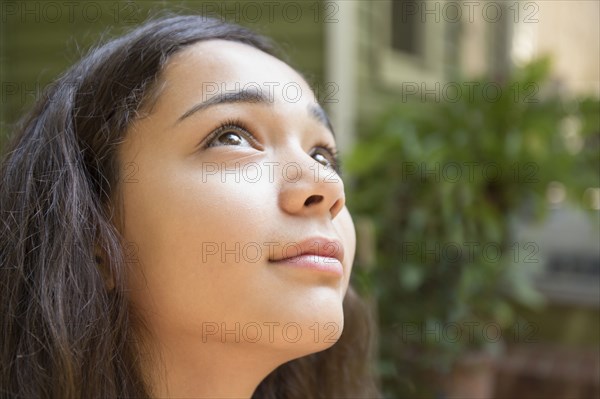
[346,57,599,398]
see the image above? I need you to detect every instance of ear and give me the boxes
[94,243,115,291]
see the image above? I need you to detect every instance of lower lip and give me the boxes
[270,254,343,277]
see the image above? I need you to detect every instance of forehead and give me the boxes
[157,39,317,107]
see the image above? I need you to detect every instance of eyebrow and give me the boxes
[175,88,336,137]
[176,88,267,123]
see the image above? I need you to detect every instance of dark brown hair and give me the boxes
[0,13,380,398]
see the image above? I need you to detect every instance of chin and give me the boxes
[266,296,345,358]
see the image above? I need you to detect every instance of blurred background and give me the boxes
[1,1,598,398]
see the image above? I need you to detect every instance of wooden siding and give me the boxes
[0,0,326,143]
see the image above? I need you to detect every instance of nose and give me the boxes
[278,150,345,219]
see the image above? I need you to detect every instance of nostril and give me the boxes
[304,195,323,207]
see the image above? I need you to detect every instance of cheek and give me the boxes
[122,153,270,252]
[119,158,276,325]
[334,206,356,297]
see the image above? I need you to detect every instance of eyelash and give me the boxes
[203,118,342,176]
[203,118,259,148]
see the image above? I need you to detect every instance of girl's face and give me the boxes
[115,40,355,361]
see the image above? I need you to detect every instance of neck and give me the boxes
[141,335,289,398]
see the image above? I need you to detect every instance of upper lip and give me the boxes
[269,237,345,264]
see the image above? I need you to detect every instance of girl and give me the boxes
[0,14,379,398]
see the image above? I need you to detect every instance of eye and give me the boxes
[311,145,341,175]
[210,131,248,147]
[312,149,333,167]
[204,120,259,149]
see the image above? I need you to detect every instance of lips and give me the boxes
[268,237,345,276]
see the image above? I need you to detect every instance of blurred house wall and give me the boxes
[346,0,599,132]
[522,1,600,97]
[0,0,327,145]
